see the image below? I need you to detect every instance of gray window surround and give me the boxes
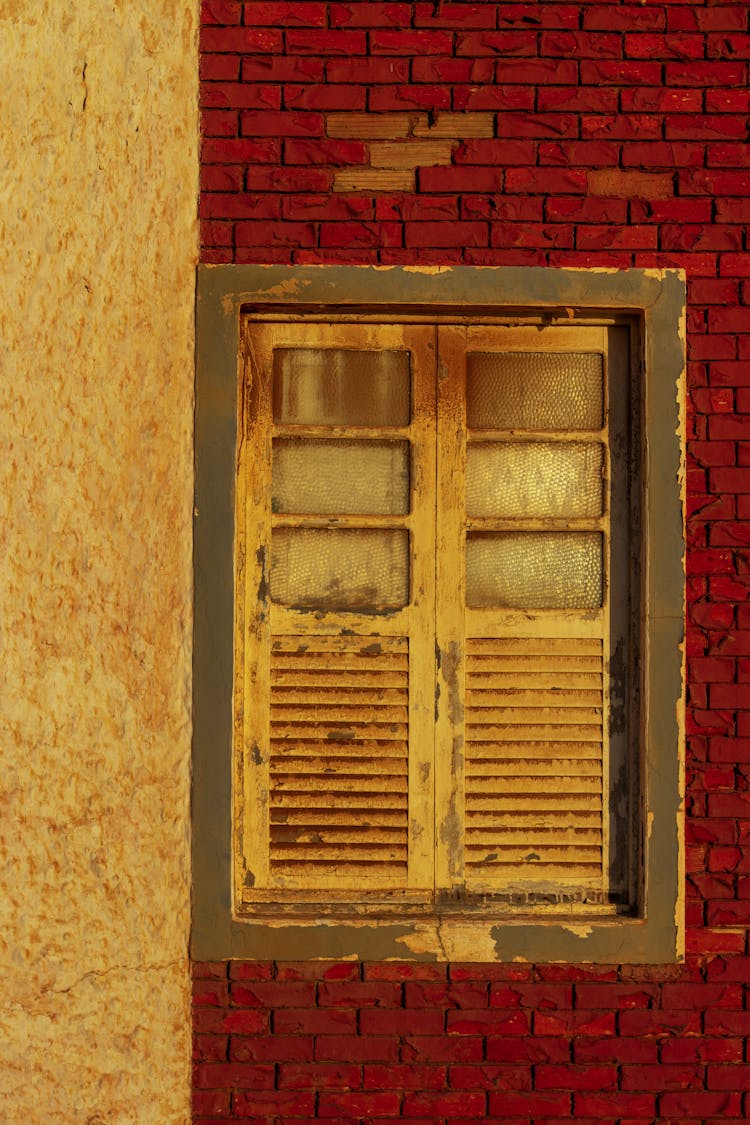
[192,264,685,963]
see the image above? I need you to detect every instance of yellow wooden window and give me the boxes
[236,319,632,912]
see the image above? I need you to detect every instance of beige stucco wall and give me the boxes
[0,3,197,1119]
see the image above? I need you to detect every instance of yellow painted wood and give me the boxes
[237,316,621,907]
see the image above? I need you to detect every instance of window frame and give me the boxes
[193,264,685,963]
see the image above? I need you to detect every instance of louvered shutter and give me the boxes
[436,325,630,903]
[237,322,437,902]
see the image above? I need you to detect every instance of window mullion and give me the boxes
[434,324,468,893]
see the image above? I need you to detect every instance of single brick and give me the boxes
[370,85,452,112]
[402,1036,483,1064]
[284,85,366,111]
[193,1062,274,1089]
[402,1091,487,1116]
[588,168,674,199]
[574,1092,656,1116]
[334,169,414,192]
[330,2,412,27]
[620,1062,703,1090]
[486,1037,570,1064]
[277,1062,361,1089]
[317,1091,401,1117]
[448,1064,532,1091]
[232,1090,315,1115]
[241,110,323,136]
[370,29,455,55]
[274,1007,357,1036]
[364,1063,447,1090]
[370,140,455,168]
[285,29,367,55]
[487,1091,571,1116]
[456,31,538,56]
[317,1034,399,1063]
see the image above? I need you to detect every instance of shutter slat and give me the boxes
[268,634,409,884]
[465,636,605,887]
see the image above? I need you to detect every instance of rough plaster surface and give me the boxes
[0,3,197,1119]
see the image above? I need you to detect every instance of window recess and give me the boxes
[236,318,635,915]
[193,264,685,963]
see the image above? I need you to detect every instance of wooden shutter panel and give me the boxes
[436,324,628,902]
[236,322,437,904]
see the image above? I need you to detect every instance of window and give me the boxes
[193,266,685,962]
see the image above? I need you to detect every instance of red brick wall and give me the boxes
[196,1,750,1119]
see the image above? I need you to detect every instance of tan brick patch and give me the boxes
[334,169,416,192]
[413,113,494,138]
[327,113,427,139]
[370,141,456,169]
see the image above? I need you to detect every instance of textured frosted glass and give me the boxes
[273,349,410,426]
[273,439,409,515]
[271,528,409,609]
[467,352,603,430]
[466,442,604,518]
[466,532,602,609]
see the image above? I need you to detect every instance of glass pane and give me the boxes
[466,442,604,518]
[271,528,409,609]
[466,532,602,609]
[467,351,603,431]
[272,439,409,515]
[273,348,410,426]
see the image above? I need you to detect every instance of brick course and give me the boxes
[196,0,750,1118]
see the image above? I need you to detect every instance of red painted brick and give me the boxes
[536,1064,617,1091]
[401,1036,483,1064]
[486,1037,570,1064]
[325,57,410,83]
[488,1091,571,1116]
[286,29,366,55]
[250,1,327,25]
[405,221,487,248]
[194,1062,274,1089]
[201,27,282,52]
[230,1033,313,1062]
[448,1064,531,1091]
[284,85,366,111]
[490,983,572,1010]
[241,55,324,82]
[370,85,451,111]
[403,1090,487,1115]
[659,1091,742,1116]
[201,82,280,109]
[620,1062,703,1090]
[581,60,662,85]
[453,85,535,111]
[275,1008,356,1035]
[202,138,279,163]
[414,3,498,30]
[277,1062,361,1089]
[534,1010,615,1037]
[447,1009,529,1036]
[364,963,446,982]
[232,1090,314,1115]
[666,61,746,87]
[404,982,488,1009]
[364,1063,446,1090]
[662,1036,744,1063]
[538,87,619,114]
[621,87,704,113]
[317,1034,399,1063]
[192,1089,230,1115]
[241,110,323,136]
[318,1091,401,1116]
[330,2,412,28]
[360,1008,445,1036]
[412,57,494,84]
[584,5,665,32]
[618,1010,701,1037]
[574,1037,657,1064]
[575,1092,656,1117]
